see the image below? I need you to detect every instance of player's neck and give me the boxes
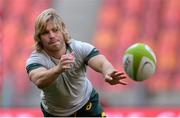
[45,46,66,59]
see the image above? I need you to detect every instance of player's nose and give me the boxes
[49,31,55,38]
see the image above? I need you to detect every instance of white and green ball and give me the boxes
[123,43,157,81]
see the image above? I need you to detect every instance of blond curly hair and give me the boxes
[34,8,71,51]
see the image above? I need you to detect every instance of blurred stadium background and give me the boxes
[0,0,180,117]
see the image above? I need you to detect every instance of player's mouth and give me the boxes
[49,41,59,45]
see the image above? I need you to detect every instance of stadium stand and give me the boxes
[1,0,52,107]
[91,0,180,106]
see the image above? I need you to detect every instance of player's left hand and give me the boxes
[105,70,127,85]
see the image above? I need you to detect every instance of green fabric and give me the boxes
[75,89,104,117]
[26,63,45,73]
[84,48,100,65]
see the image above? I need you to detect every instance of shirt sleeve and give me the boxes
[84,48,100,65]
[78,41,100,65]
[26,52,47,74]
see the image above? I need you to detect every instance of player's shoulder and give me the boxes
[70,38,85,45]
[26,50,51,68]
[30,50,48,58]
[70,39,94,49]
[27,50,50,63]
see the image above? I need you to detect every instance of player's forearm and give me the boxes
[88,55,115,76]
[100,61,115,76]
[30,66,62,89]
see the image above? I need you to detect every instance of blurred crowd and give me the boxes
[90,0,180,106]
[0,0,180,107]
[0,0,52,107]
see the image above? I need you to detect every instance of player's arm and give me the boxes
[27,53,75,89]
[88,54,127,85]
[28,66,62,89]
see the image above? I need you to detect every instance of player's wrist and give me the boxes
[103,68,116,76]
[53,66,63,75]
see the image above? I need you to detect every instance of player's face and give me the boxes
[40,20,65,52]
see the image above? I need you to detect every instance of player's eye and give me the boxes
[52,28,58,32]
[41,30,49,35]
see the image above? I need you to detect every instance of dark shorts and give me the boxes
[40,89,106,117]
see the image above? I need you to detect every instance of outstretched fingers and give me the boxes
[105,71,127,85]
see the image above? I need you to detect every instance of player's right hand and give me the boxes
[57,52,75,72]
